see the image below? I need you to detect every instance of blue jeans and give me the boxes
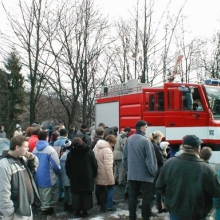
[106,186,114,208]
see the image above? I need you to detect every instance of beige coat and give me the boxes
[93,140,114,186]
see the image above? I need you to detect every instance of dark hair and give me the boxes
[32,126,41,135]
[105,134,117,145]
[95,126,105,136]
[71,137,84,147]
[60,129,67,136]
[37,130,48,140]
[51,131,59,140]
[124,127,131,133]
[10,135,28,150]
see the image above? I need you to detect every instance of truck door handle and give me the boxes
[169,123,175,126]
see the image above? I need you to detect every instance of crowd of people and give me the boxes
[0,120,220,220]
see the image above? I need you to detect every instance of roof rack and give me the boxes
[99,79,149,97]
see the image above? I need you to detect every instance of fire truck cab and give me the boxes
[95,79,220,150]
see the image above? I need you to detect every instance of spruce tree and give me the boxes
[4,50,25,137]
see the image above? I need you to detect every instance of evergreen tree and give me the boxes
[3,50,26,137]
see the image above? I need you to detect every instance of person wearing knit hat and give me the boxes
[135,120,147,128]
[156,134,220,220]
[13,124,23,137]
[123,120,157,220]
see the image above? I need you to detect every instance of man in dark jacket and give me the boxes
[156,135,220,220]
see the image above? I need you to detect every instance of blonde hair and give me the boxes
[149,131,164,142]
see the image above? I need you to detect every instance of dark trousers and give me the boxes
[129,180,154,220]
[95,185,107,209]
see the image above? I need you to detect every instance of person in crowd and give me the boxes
[60,140,73,212]
[25,127,33,139]
[0,137,10,155]
[149,131,167,214]
[98,122,105,129]
[68,124,77,140]
[199,146,220,220]
[93,134,117,212]
[123,120,158,220]
[28,126,41,152]
[76,124,91,145]
[0,135,41,220]
[159,141,169,159]
[53,128,68,202]
[47,123,54,142]
[104,126,118,138]
[89,122,95,142]
[66,137,98,218]
[156,134,220,220]
[0,125,7,138]
[89,126,105,150]
[200,146,212,163]
[49,131,60,147]
[58,120,65,129]
[33,130,61,215]
[114,127,131,187]
[53,129,68,157]
[14,124,23,137]
[31,122,40,127]
[54,125,61,134]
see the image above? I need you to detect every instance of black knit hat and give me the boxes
[135,120,147,128]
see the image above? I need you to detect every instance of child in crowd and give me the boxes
[60,140,73,212]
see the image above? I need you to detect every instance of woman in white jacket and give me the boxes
[93,134,117,212]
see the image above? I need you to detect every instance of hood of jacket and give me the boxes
[70,144,90,157]
[36,140,49,151]
[95,140,111,150]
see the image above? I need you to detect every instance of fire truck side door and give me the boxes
[165,86,209,143]
[143,90,165,135]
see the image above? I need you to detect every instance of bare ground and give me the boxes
[32,185,169,220]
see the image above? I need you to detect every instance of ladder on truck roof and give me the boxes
[99,79,149,97]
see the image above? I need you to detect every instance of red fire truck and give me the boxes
[95,79,220,150]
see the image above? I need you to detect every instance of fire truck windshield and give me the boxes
[205,86,220,117]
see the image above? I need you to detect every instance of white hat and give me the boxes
[16,124,21,129]
[160,141,169,150]
[64,140,72,148]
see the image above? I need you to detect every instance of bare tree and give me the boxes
[41,0,110,126]
[200,32,220,79]
[2,0,51,124]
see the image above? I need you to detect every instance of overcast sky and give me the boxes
[0,0,219,38]
[94,0,220,39]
